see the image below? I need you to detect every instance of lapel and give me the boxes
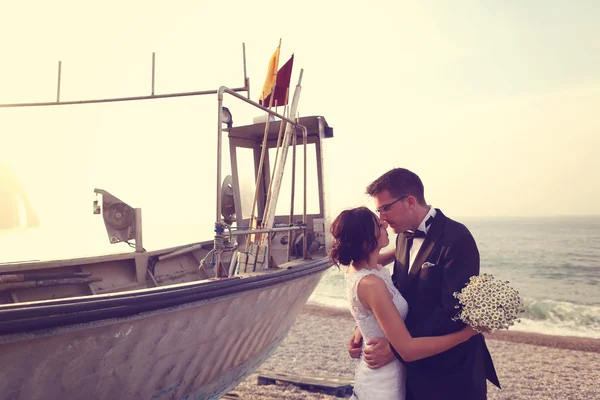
[394,233,409,295]
[406,209,445,287]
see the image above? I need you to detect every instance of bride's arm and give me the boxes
[357,275,477,362]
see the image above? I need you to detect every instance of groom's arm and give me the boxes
[410,233,480,337]
[387,233,479,363]
[378,248,396,267]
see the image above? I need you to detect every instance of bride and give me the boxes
[329,207,478,400]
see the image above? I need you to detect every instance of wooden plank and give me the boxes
[257,371,354,398]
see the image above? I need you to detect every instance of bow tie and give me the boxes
[404,215,434,240]
[404,229,427,240]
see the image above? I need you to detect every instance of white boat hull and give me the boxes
[0,265,328,400]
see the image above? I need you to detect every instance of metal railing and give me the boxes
[0,45,250,108]
[216,84,310,270]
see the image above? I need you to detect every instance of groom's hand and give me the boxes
[363,338,395,369]
[347,326,363,359]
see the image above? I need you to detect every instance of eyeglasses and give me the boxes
[376,195,408,214]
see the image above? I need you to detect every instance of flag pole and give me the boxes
[258,54,294,234]
[262,87,289,224]
[286,105,297,262]
[260,69,303,238]
[301,109,308,259]
[242,42,249,99]
[245,88,277,253]
[245,42,281,252]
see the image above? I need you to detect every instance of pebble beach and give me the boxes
[228,304,600,400]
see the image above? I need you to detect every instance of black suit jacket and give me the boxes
[390,209,500,400]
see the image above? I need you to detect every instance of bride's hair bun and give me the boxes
[328,207,380,266]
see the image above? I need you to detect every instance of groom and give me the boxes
[347,168,500,400]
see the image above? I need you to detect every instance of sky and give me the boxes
[1,0,599,248]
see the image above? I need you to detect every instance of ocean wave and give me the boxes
[511,318,600,339]
[308,282,600,339]
[523,298,600,327]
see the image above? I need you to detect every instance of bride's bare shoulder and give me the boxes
[356,273,386,291]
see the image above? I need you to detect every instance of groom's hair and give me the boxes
[329,207,380,267]
[366,168,427,206]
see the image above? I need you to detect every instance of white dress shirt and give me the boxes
[408,206,437,273]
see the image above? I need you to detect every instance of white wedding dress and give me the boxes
[345,266,408,400]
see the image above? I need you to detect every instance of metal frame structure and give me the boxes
[0,46,250,108]
[0,43,316,274]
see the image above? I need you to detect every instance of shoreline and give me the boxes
[302,303,600,353]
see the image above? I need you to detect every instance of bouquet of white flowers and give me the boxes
[453,273,525,333]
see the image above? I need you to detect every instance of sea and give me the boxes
[1,216,599,339]
[309,216,600,339]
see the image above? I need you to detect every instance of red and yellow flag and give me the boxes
[261,54,294,107]
[259,46,280,106]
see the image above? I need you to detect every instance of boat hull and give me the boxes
[0,262,330,400]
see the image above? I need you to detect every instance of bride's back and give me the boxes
[345,266,409,341]
[344,265,409,400]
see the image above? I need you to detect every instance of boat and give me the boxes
[0,45,334,400]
